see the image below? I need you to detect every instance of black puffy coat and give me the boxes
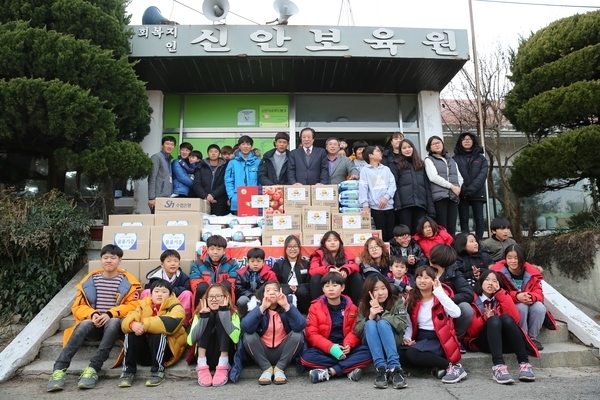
[453,132,489,202]
[437,262,474,305]
[394,161,435,215]
[258,149,290,185]
[193,158,228,207]
[455,249,494,287]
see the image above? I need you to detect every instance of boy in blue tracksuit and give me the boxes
[172,143,200,197]
[225,135,260,214]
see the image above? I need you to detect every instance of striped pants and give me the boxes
[123,333,173,373]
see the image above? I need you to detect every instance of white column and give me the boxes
[134,90,164,214]
[417,91,443,154]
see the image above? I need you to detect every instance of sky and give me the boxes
[126,0,599,51]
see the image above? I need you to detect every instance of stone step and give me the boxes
[38,333,123,361]
[537,321,569,344]
[22,342,599,381]
[59,316,75,332]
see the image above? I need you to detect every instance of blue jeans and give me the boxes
[364,319,401,369]
[54,318,122,371]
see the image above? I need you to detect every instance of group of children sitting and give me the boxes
[47,217,554,392]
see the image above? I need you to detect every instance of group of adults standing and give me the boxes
[146,128,489,241]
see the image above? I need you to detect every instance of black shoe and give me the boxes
[374,366,388,389]
[531,338,544,351]
[390,367,408,389]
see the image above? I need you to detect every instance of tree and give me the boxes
[0,1,152,204]
[505,10,600,209]
[441,42,526,241]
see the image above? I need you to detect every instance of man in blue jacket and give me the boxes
[225,135,260,214]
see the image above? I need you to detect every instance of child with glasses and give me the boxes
[187,283,241,387]
[358,237,391,280]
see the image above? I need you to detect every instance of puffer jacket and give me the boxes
[304,295,361,353]
[388,239,428,273]
[172,156,195,196]
[224,151,260,211]
[491,260,557,330]
[234,265,277,299]
[437,262,474,305]
[453,132,489,202]
[455,249,494,287]
[258,148,290,185]
[395,162,435,215]
[407,284,461,363]
[464,290,540,357]
[309,249,359,277]
[193,158,228,207]
[189,254,240,299]
[144,266,191,296]
[413,227,454,258]
[121,294,188,367]
[424,154,461,203]
[241,302,306,336]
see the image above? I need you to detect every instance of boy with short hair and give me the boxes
[300,272,372,384]
[225,135,260,215]
[189,235,239,308]
[142,250,193,326]
[235,248,277,316]
[47,245,141,392]
[482,217,518,262]
[172,142,197,197]
[387,255,415,294]
[119,279,187,388]
[388,224,427,274]
[148,136,176,211]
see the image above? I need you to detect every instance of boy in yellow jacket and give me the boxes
[47,245,141,392]
[119,279,187,388]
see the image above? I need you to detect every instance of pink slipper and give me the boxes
[196,365,212,387]
[212,365,229,387]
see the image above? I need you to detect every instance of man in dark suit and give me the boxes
[287,127,330,185]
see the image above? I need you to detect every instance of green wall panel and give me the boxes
[183,95,289,128]
[163,95,181,129]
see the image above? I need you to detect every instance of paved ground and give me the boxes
[2,366,600,400]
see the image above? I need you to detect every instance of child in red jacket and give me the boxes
[300,272,372,383]
[309,230,362,306]
[491,244,555,350]
[413,216,454,258]
[464,270,537,384]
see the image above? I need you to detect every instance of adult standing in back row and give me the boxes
[148,136,176,213]
[287,127,329,185]
[453,132,489,240]
[424,136,463,236]
[259,132,291,186]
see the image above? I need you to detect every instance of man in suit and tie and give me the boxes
[324,137,359,185]
[288,127,330,185]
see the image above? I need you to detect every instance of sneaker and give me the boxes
[196,365,212,387]
[77,367,98,389]
[374,366,388,389]
[47,369,66,392]
[118,372,135,388]
[492,364,515,384]
[531,338,544,351]
[347,368,363,382]
[212,365,229,387]
[441,363,467,384]
[518,362,536,382]
[145,371,165,387]
[309,368,330,383]
[389,367,408,389]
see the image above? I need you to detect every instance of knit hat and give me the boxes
[238,135,253,146]
[274,132,289,142]
[207,144,220,153]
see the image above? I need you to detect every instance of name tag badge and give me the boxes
[300,269,308,274]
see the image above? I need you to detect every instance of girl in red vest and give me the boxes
[464,270,538,384]
[400,266,466,384]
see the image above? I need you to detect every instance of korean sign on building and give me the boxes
[129,25,469,60]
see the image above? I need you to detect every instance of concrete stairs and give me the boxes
[20,314,599,381]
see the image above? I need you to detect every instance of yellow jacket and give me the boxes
[120,294,188,367]
[63,269,141,347]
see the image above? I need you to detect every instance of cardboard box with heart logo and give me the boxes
[108,214,155,226]
[154,213,205,230]
[150,226,199,260]
[102,226,151,259]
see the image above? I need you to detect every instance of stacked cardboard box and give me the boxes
[100,197,204,282]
